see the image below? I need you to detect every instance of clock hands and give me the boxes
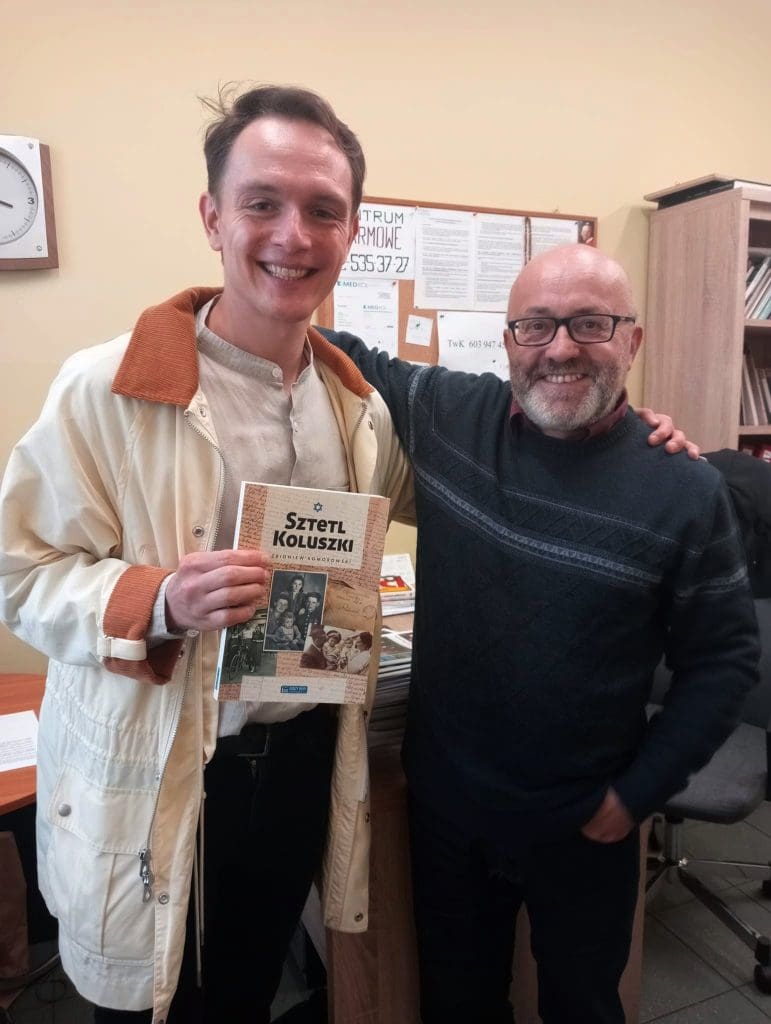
[0,200,13,209]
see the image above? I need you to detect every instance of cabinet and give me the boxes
[644,187,771,452]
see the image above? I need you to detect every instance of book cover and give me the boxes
[215,482,390,705]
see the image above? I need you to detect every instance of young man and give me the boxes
[0,86,414,1023]
[326,244,760,1024]
[0,83,692,1023]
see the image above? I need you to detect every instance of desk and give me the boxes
[0,672,58,1008]
[0,674,45,815]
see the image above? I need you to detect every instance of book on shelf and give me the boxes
[747,350,769,424]
[748,270,771,320]
[756,288,771,322]
[644,174,771,209]
[215,481,389,705]
[760,370,771,422]
[379,551,416,616]
[742,354,760,426]
[746,257,771,312]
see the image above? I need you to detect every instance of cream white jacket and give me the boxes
[0,288,414,1021]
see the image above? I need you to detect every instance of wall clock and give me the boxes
[0,135,58,270]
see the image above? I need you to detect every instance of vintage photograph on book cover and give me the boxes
[215,481,390,704]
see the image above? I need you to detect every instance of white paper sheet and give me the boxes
[0,710,38,772]
[340,203,416,280]
[405,314,433,347]
[529,217,579,257]
[414,208,475,310]
[437,311,508,379]
[333,278,399,357]
[474,214,525,311]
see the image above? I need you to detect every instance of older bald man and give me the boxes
[327,245,760,1024]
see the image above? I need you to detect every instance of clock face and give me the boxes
[0,151,39,245]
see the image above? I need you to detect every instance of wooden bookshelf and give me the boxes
[644,187,771,452]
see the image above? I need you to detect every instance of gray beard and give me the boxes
[509,360,623,434]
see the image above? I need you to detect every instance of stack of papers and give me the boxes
[379,553,415,617]
[0,710,38,772]
[369,628,412,748]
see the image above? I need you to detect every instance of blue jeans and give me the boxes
[408,794,640,1024]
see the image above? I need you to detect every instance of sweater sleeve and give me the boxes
[613,478,761,822]
[317,329,426,453]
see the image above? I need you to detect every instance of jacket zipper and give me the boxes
[137,402,225,902]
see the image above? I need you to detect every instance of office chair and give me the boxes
[646,596,771,992]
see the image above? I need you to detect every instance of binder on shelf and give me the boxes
[644,174,771,209]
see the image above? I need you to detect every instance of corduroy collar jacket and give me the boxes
[0,287,414,1020]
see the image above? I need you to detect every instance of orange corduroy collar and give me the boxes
[112,286,374,406]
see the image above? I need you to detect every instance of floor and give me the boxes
[8,809,771,1024]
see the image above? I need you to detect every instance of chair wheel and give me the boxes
[755,963,771,993]
[763,879,771,898]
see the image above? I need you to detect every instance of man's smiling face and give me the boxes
[200,116,358,339]
[504,247,642,438]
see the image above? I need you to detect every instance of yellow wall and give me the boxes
[3,0,771,670]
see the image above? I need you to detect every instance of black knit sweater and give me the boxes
[322,331,760,839]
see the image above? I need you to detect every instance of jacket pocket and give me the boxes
[45,762,155,962]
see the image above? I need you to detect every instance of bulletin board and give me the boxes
[316,196,597,378]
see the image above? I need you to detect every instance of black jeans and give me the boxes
[93,705,337,1024]
[408,794,640,1024]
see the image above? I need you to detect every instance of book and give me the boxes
[379,552,416,616]
[215,482,390,705]
[748,269,771,319]
[756,288,771,322]
[644,174,771,209]
[742,354,759,426]
[747,350,769,424]
[761,369,771,423]
[746,257,771,311]
[368,626,413,749]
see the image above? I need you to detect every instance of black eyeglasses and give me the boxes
[507,314,636,347]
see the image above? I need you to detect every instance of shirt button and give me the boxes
[354,912,364,922]
[57,803,71,817]
[158,893,170,905]
[192,526,205,538]
[272,367,281,379]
